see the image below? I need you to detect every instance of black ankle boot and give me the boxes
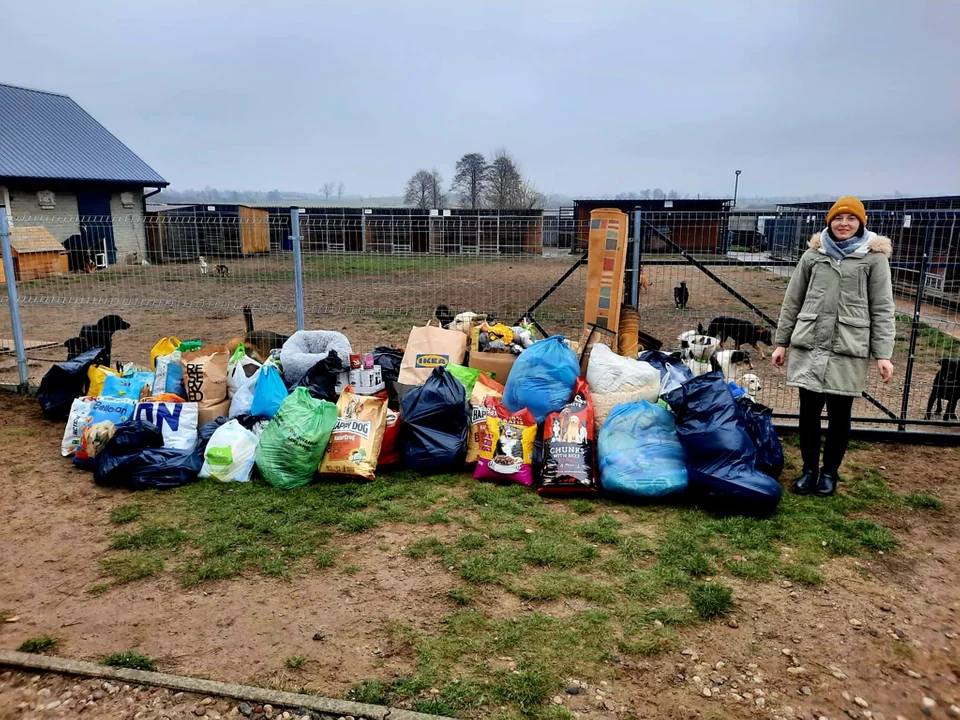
[793,468,818,495]
[815,470,838,497]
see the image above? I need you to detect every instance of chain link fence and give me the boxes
[1,205,958,434]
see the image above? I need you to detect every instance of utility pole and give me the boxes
[733,169,742,208]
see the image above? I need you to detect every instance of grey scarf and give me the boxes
[820,227,868,262]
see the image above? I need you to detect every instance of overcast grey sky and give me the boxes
[5,1,959,199]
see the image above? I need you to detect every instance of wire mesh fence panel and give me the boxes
[2,212,297,386]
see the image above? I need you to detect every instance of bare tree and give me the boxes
[450,153,488,209]
[321,182,335,201]
[516,178,546,209]
[337,182,345,200]
[640,189,652,200]
[429,168,446,209]
[652,188,665,200]
[403,169,434,210]
[667,189,679,199]
[484,149,523,210]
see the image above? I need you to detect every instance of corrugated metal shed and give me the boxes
[0,83,167,185]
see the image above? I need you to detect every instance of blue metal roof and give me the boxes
[0,83,167,186]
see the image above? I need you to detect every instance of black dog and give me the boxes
[215,264,230,277]
[78,314,130,367]
[63,336,91,361]
[926,358,960,421]
[674,281,690,309]
[706,316,774,359]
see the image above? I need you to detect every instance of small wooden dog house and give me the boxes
[0,226,68,283]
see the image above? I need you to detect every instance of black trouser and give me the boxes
[798,388,854,474]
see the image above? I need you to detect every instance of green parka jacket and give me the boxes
[774,231,895,396]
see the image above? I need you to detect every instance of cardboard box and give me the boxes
[469,352,517,385]
[197,398,231,426]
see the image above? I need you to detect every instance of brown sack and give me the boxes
[398,321,468,386]
[197,398,231,426]
[181,348,228,410]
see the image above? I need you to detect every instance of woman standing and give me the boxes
[771,197,896,497]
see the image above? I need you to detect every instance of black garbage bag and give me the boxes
[373,346,404,382]
[663,372,782,515]
[401,366,468,474]
[95,421,201,490]
[37,347,105,420]
[296,350,347,402]
[736,396,784,480]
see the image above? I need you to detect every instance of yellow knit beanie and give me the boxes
[826,196,867,227]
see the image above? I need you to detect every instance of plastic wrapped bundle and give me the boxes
[597,401,688,498]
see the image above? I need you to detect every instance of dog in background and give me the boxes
[215,263,230,277]
[77,314,130,367]
[63,336,91,361]
[706,316,774,359]
[926,358,960,421]
[714,349,754,382]
[639,267,650,294]
[226,306,290,363]
[124,252,139,266]
[674,281,689,309]
[198,256,209,276]
[738,373,763,396]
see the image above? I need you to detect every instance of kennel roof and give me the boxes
[0,83,167,186]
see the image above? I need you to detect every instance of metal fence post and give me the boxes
[898,216,934,430]
[629,209,642,306]
[289,207,306,331]
[0,208,29,391]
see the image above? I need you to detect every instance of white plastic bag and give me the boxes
[61,397,96,457]
[586,344,660,399]
[134,401,200,452]
[229,366,261,417]
[227,346,261,398]
[199,419,259,483]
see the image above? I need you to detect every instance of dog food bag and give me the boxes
[227,342,262,398]
[256,387,338,490]
[378,407,403,467]
[101,371,154,401]
[150,337,181,371]
[318,387,388,480]
[155,350,187,397]
[540,378,598,494]
[474,397,537,486]
[87,364,119,397]
[61,396,96,457]
[199,419,259,483]
[134,401,200,452]
[181,348,229,410]
[75,396,138,462]
[466,374,504,463]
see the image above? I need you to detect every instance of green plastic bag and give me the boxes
[446,363,489,400]
[255,387,337,489]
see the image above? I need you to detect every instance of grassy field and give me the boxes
[85,456,943,719]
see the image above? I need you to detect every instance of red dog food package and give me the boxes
[540,378,598,494]
[378,407,403,467]
[474,397,537,486]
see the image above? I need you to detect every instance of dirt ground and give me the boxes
[1,391,959,720]
[1,253,957,424]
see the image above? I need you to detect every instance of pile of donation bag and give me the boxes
[40,316,783,514]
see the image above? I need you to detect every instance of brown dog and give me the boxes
[227,306,289,363]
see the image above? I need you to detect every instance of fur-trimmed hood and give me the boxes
[808,230,892,258]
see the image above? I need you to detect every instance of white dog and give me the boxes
[738,373,763,396]
[198,256,208,276]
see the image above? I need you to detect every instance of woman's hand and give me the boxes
[771,346,787,368]
[877,359,894,383]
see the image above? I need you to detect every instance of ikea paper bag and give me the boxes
[398,322,467,386]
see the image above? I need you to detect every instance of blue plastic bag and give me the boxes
[639,350,693,397]
[102,371,154,400]
[401,366,468,473]
[250,364,288,419]
[598,401,688,498]
[728,381,746,399]
[502,336,580,424]
[664,372,782,515]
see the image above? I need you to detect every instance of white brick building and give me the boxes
[0,83,166,263]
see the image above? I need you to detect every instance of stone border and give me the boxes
[0,650,452,720]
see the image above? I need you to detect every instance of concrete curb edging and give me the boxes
[0,650,453,720]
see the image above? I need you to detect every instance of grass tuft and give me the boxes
[17,636,59,654]
[102,651,157,671]
[688,582,734,620]
[285,654,307,669]
[905,493,944,511]
[109,504,144,525]
[447,587,476,605]
[100,552,164,585]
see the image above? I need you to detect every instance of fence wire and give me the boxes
[1,206,958,432]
